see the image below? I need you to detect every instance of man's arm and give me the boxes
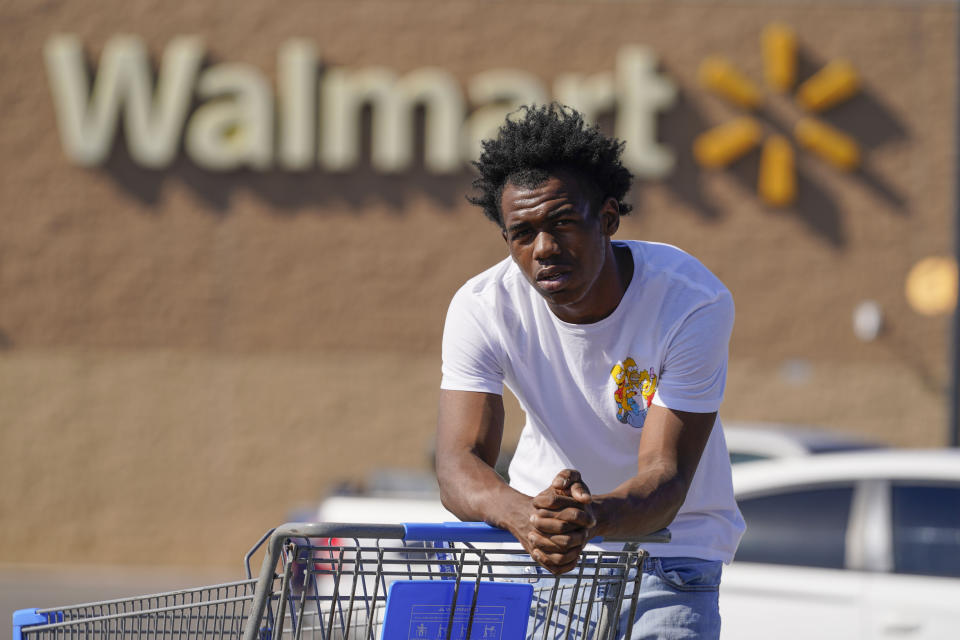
[581,290,734,540]
[435,389,517,522]
[530,406,715,544]
[435,389,594,572]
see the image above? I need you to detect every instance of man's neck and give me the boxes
[548,242,634,324]
[613,241,635,295]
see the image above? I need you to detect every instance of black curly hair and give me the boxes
[467,103,634,228]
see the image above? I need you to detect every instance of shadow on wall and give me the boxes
[95,47,908,244]
[102,106,474,215]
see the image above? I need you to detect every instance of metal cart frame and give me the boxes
[14,522,669,640]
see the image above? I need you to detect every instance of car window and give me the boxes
[735,485,854,568]
[891,483,960,578]
[729,452,772,464]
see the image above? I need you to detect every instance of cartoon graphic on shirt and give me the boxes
[611,358,659,428]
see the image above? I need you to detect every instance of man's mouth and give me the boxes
[536,267,572,292]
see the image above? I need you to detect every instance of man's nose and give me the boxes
[533,231,560,262]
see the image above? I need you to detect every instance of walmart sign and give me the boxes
[44,36,677,177]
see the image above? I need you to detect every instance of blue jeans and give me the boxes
[629,556,722,639]
[508,556,722,640]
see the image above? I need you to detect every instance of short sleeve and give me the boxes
[440,286,505,394]
[651,291,734,414]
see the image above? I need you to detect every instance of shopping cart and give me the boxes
[13,522,669,640]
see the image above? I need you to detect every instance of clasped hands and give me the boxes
[522,469,597,575]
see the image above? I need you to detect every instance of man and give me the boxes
[435,104,744,638]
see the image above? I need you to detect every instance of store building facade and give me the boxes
[0,0,956,565]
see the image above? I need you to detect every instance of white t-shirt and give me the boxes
[440,240,745,563]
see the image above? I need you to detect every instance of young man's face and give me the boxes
[500,170,622,324]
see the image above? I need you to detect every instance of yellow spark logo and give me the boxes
[693,23,861,207]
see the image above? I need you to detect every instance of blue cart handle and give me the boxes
[403,522,515,542]
[402,521,670,544]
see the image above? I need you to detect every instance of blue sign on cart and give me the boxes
[382,581,533,640]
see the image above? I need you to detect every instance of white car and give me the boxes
[722,449,960,640]
[724,422,885,464]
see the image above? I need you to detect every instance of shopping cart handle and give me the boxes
[403,522,514,542]
[402,521,670,544]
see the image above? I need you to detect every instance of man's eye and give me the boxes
[511,229,532,241]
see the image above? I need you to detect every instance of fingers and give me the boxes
[550,469,583,492]
[532,470,597,534]
[532,490,587,510]
[526,529,585,575]
[517,471,596,575]
[531,487,596,530]
[529,547,581,575]
[530,507,595,532]
[570,480,592,504]
[526,527,587,553]
[533,481,592,511]
[550,469,592,504]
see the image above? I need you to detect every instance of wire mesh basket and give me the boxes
[14,522,669,640]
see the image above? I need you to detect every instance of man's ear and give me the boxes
[599,197,620,236]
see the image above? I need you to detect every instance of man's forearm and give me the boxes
[590,461,687,539]
[588,406,716,540]
[436,449,532,533]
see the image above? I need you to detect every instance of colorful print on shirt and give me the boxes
[611,358,659,428]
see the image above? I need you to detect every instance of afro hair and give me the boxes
[467,103,634,228]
